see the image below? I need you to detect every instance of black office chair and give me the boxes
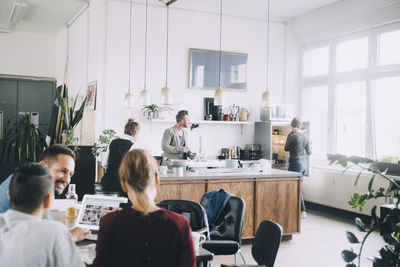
[221,220,283,267]
[200,195,246,264]
[158,199,209,237]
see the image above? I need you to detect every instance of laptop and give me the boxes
[76,194,128,240]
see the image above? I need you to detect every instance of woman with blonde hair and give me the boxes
[93,149,196,267]
[101,118,139,194]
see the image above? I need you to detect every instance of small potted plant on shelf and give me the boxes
[141,104,174,120]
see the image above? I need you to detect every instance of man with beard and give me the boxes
[161,110,191,159]
[0,144,90,242]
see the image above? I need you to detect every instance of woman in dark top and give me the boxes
[284,117,312,218]
[101,119,139,194]
[93,149,196,267]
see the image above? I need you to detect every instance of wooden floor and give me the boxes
[209,209,384,267]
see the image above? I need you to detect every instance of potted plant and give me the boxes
[56,86,87,149]
[328,154,400,267]
[141,104,174,120]
[91,129,119,159]
[0,113,47,166]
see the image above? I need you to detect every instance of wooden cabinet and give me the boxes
[157,173,301,239]
[156,180,206,203]
[255,179,300,234]
[207,180,255,239]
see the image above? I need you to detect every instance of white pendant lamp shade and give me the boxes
[214,86,224,106]
[160,85,171,105]
[140,87,150,106]
[261,89,271,108]
[124,91,134,107]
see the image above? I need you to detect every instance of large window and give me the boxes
[303,86,328,159]
[301,22,400,161]
[336,82,367,156]
[373,77,400,159]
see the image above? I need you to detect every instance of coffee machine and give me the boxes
[245,144,261,160]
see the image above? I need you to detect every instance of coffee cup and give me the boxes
[191,232,206,251]
[159,166,168,174]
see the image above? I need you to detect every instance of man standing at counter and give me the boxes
[161,110,190,159]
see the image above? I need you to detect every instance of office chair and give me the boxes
[158,199,209,237]
[200,195,246,264]
[221,220,283,267]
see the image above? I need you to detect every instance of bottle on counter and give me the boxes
[65,184,78,228]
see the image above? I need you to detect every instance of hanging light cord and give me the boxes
[144,0,148,89]
[128,0,133,93]
[218,0,223,87]
[165,6,169,85]
[265,0,270,89]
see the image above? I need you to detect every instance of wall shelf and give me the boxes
[150,119,253,125]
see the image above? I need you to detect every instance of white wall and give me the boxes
[0,31,56,78]
[101,1,288,156]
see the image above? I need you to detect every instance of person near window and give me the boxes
[93,149,196,267]
[101,119,139,194]
[161,110,190,160]
[284,117,312,218]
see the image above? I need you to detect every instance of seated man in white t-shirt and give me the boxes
[0,163,85,267]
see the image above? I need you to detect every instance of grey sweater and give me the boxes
[284,131,312,158]
[161,126,189,159]
[0,209,85,267]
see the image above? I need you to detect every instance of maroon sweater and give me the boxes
[93,208,196,267]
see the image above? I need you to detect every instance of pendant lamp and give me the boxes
[261,0,271,108]
[214,0,224,106]
[140,0,151,106]
[160,6,172,105]
[124,0,134,108]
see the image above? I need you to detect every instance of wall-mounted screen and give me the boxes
[189,48,247,91]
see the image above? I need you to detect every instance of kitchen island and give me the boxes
[156,168,301,240]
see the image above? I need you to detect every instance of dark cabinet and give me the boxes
[69,146,96,200]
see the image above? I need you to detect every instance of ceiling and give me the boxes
[0,0,341,34]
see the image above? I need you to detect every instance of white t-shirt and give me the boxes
[0,209,85,267]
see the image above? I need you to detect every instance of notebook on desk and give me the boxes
[76,194,128,240]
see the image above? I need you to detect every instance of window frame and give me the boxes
[300,22,400,162]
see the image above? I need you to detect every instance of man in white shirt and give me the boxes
[0,163,85,267]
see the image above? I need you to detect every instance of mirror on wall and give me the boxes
[188,48,247,91]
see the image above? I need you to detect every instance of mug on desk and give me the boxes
[191,232,206,251]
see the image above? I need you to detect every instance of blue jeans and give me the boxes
[288,158,306,211]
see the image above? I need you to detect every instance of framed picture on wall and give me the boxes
[85,81,97,110]
[188,48,247,91]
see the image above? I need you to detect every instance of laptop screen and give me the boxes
[77,195,128,230]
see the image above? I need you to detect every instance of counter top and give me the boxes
[159,168,300,181]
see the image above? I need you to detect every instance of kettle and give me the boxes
[239,108,251,121]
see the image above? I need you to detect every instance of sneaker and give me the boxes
[301,211,307,218]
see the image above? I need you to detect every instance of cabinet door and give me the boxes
[18,80,55,135]
[207,180,255,239]
[156,181,206,203]
[0,79,18,181]
[255,179,300,234]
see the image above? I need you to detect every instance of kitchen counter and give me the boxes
[156,168,301,240]
[159,168,300,181]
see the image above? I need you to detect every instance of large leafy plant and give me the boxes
[56,86,87,145]
[91,129,119,158]
[328,154,400,267]
[0,113,47,166]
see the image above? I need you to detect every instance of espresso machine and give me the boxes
[245,144,261,160]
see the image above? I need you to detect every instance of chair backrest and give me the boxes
[252,220,282,267]
[200,195,245,244]
[158,199,209,237]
